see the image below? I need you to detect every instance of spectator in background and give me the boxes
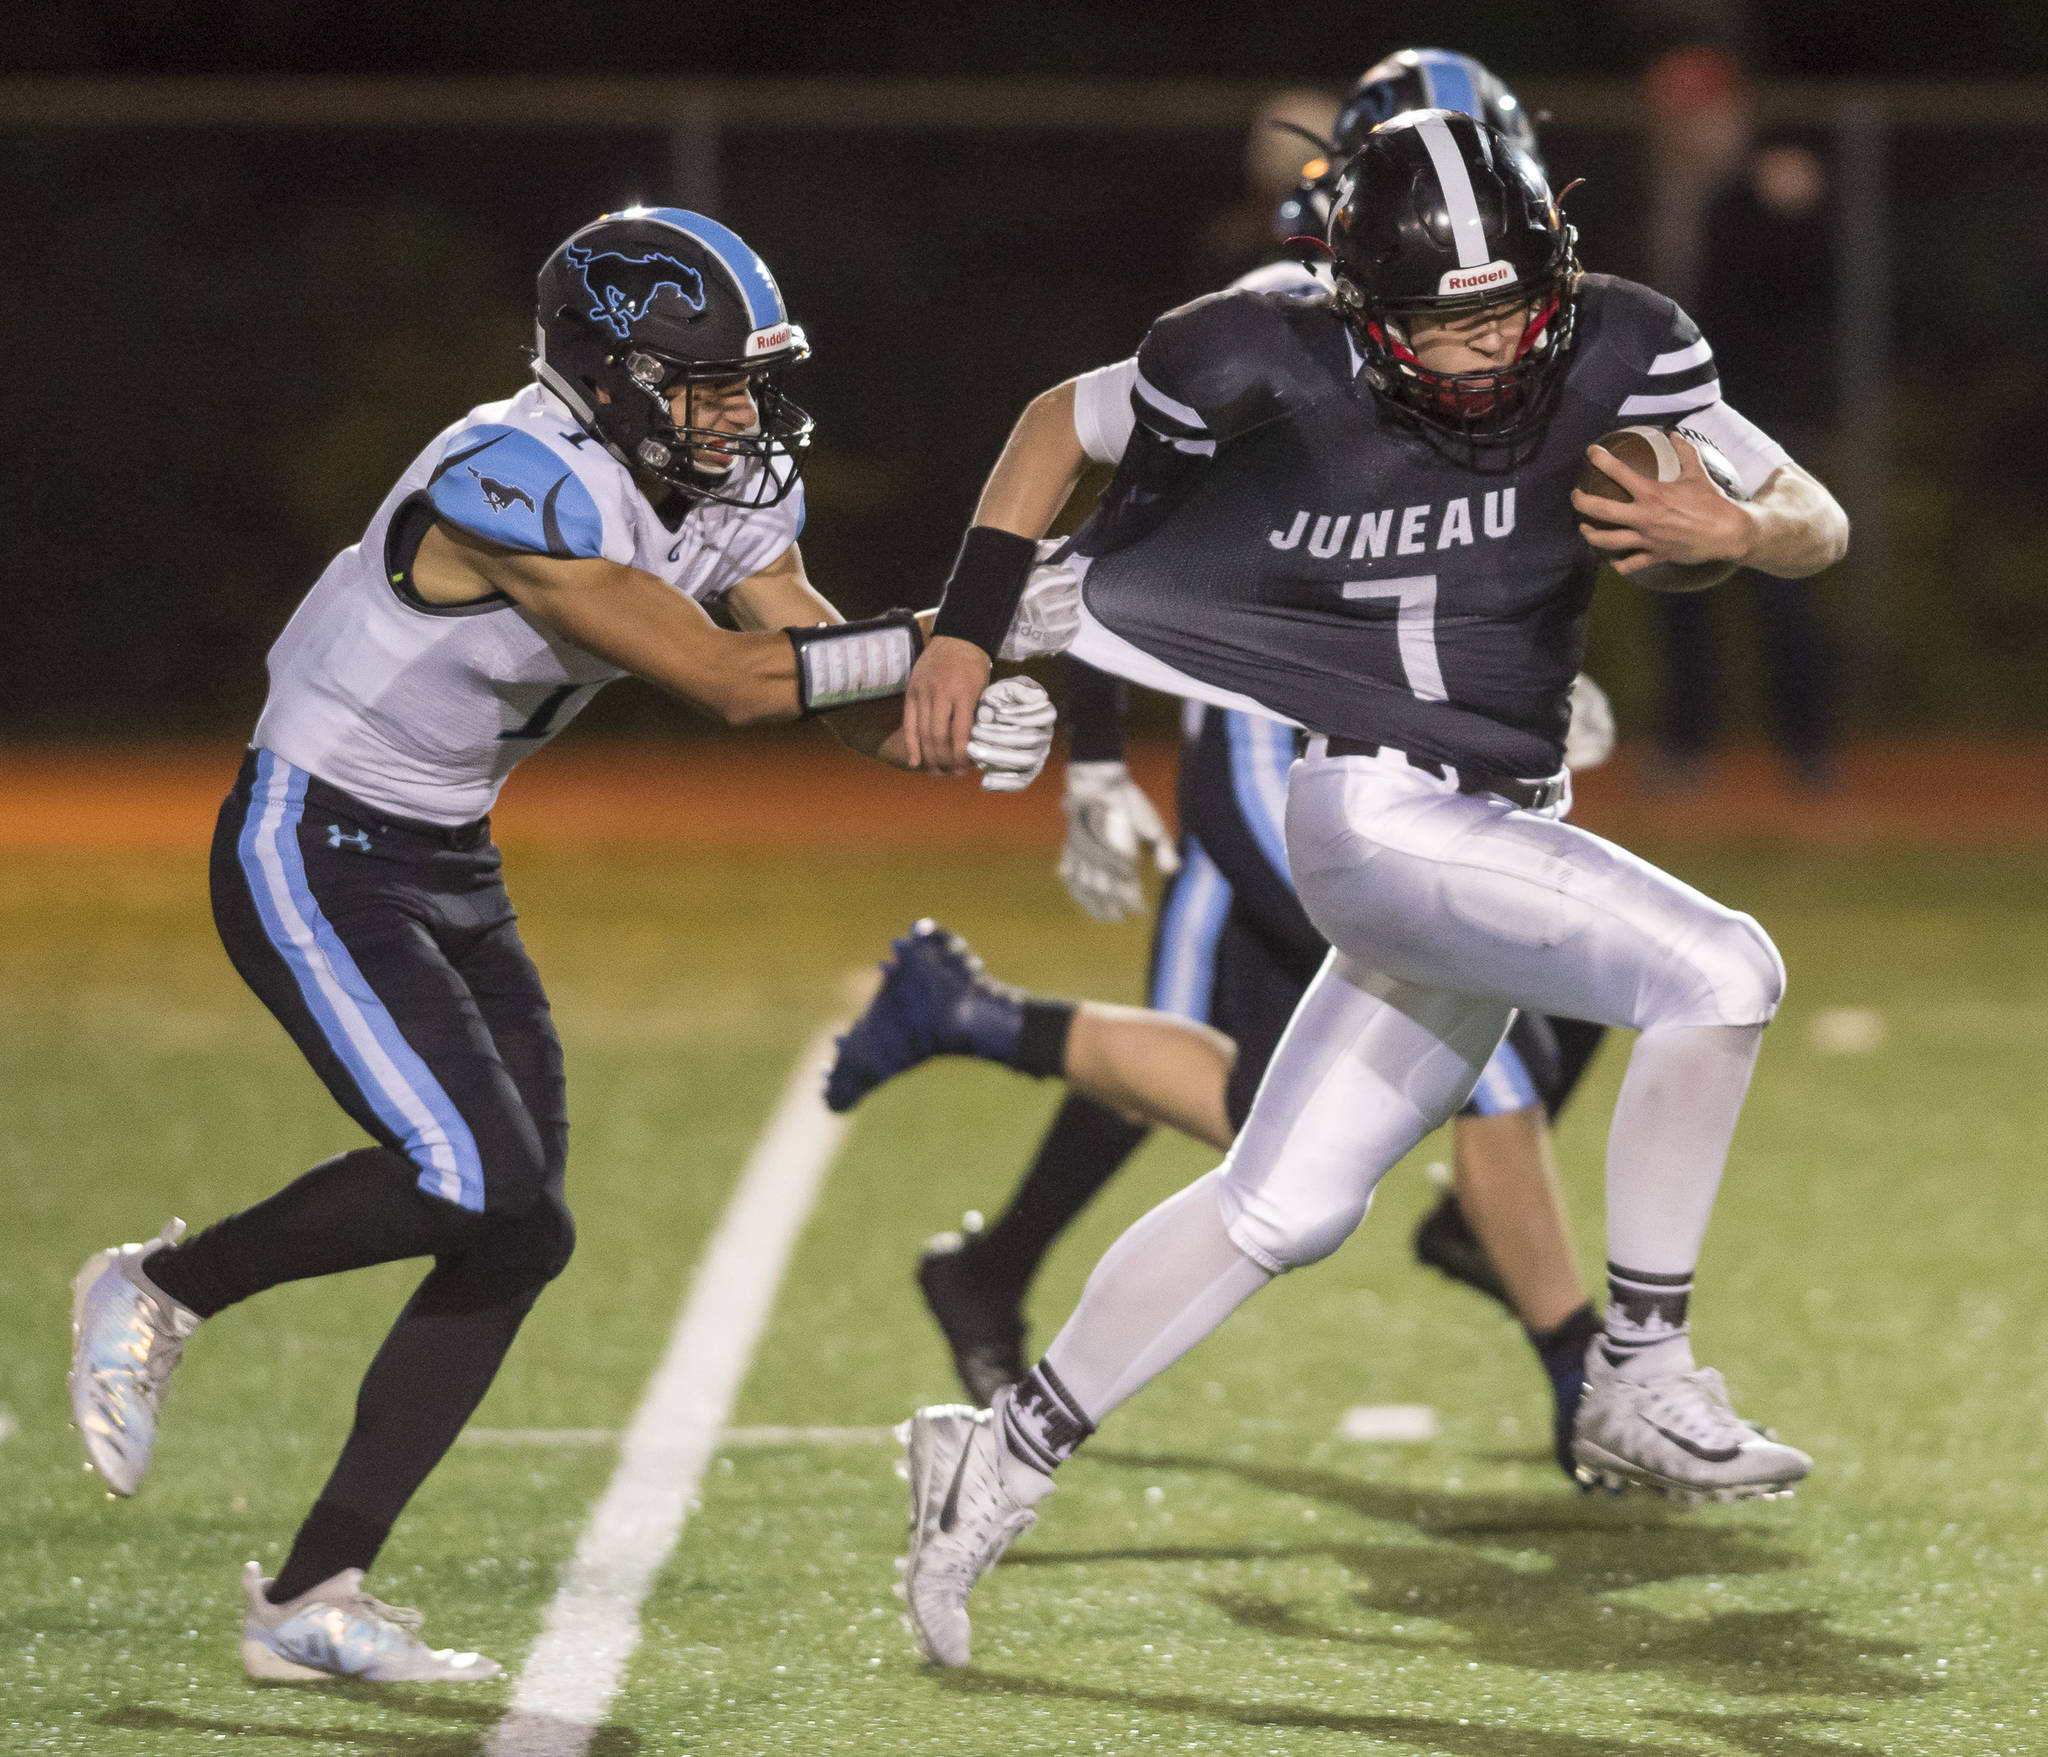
[1659,133,1840,788]
[1195,88,1339,289]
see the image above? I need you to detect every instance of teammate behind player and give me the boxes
[64,208,1054,1683]
[896,113,1846,1665]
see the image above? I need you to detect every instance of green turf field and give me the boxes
[4,837,2046,1756]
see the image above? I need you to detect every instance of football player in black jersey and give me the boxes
[836,50,1612,1483]
[895,109,1846,1666]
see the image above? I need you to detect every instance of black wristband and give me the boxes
[786,610,924,716]
[932,525,1038,659]
[1062,656,1128,763]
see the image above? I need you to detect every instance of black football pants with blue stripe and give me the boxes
[146,750,573,1598]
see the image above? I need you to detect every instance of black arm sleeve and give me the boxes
[1063,657,1127,763]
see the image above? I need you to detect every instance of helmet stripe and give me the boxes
[1415,50,1479,121]
[640,208,784,331]
[1413,113,1491,269]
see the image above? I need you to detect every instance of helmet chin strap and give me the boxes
[1514,292,1560,359]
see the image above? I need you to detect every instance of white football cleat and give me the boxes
[897,1403,1041,1667]
[68,1219,201,1496]
[240,1562,501,1682]
[1572,1341,1811,1502]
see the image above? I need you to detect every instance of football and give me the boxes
[1577,424,1743,594]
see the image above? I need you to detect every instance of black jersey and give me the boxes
[1071,275,1724,779]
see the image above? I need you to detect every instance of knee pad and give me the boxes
[459,1192,576,1303]
[1683,911,1786,1028]
[1216,1173,1373,1273]
[528,1194,576,1285]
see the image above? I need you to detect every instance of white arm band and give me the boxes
[1071,358,1140,466]
[786,612,922,714]
[1674,401,1794,500]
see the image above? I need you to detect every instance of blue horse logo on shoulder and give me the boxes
[467,465,535,515]
[565,244,706,338]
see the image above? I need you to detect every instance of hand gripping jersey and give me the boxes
[1065,275,1788,781]
[255,383,804,823]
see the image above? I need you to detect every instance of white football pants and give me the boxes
[1217,745,1784,1273]
[1041,745,1784,1428]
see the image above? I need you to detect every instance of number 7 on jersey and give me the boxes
[1341,574,1446,702]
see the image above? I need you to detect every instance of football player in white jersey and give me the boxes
[63,207,1054,1683]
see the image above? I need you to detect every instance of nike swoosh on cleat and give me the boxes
[1647,1420,1743,1463]
[937,1433,976,1534]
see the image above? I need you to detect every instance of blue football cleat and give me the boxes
[824,920,1026,1113]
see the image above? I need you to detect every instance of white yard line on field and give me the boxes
[484,1010,858,1757]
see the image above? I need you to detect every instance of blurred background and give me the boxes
[4,0,2047,798]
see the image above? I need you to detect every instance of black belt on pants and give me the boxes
[1319,737,1568,813]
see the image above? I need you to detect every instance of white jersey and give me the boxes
[254,382,803,824]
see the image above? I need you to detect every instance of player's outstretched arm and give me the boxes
[905,379,1092,774]
[419,521,1054,783]
[725,543,921,765]
[1574,440,1849,581]
[423,520,811,726]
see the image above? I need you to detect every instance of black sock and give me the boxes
[1603,1262,1692,1366]
[1527,1301,1600,1391]
[997,1360,1095,1476]
[1014,1000,1077,1079]
[972,1095,1149,1299]
[146,1148,475,1319]
[269,1498,393,1603]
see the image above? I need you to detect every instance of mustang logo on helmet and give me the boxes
[564,245,707,339]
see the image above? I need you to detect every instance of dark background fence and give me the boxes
[3,77,2045,742]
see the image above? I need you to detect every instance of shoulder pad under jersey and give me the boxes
[426,426,608,559]
[1134,289,1324,447]
[1575,275,1722,421]
[1228,259,1331,301]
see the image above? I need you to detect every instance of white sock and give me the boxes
[1038,1169,1273,1425]
[1605,1023,1764,1275]
[1602,1022,1763,1371]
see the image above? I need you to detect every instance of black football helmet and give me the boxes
[1327,109,1578,450]
[1275,50,1545,246]
[534,208,811,508]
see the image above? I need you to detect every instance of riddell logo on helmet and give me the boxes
[746,325,794,355]
[1438,260,1517,295]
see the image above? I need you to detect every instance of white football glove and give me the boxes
[966,675,1058,792]
[1563,672,1616,772]
[996,541,1083,661]
[1059,760,1182,921]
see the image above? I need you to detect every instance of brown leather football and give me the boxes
[1577,425,1741,594]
